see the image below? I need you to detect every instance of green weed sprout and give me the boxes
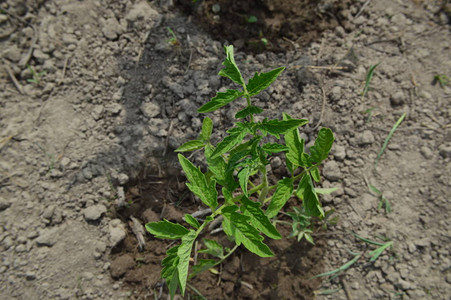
[361,63,380,102]
[433,74,450,88]
[146,45,334,299]
[26,65,46,86]
[312,233,393,280]
[166,27,179,46]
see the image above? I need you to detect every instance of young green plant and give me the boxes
[26,65,46,86]
[146,45,334,299]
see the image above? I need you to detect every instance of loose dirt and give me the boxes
[0,0,450,300]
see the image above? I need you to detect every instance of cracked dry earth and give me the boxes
[1,0,451,299]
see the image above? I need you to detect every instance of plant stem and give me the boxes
[258,165,269,203]
[216,244,239,266]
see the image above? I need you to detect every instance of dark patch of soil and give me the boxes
[175,0,355,53]
[111,157,326,299]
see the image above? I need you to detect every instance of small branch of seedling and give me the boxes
[145,45,335,299]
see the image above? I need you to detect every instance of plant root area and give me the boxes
[111,157,325,299]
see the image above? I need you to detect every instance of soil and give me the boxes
[176,0,355,53]
[0,0,450,300]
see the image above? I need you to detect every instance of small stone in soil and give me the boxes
[109,219,126,248]
[36,228,58,247]
[0,199,11,211]
[322,161,342,181]
[357,130,375,145]
[83,204,107,222]
[390,91,406,106]
[110,254,135,279]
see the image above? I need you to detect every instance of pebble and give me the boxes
[141,102,161,118]
[25,272,36,281]
[390,91,405,106]
[438,144,451,158]
[357,130,375,145]
[125,1,159,22]
[0,198,11,211]
[420,146,433,159]
[102,18,124,40]
[15,244,27,253]
[117,173,129,185]
[3,45,22,62]
[329,86,342,101]
[110,254,134,278]
[322,161,342,181]
[42,205,56,220]
[91,105,104,121]
[83,204,107,222]
[109,219,126,248]
[36,228,58,247]
[332,145,346,161]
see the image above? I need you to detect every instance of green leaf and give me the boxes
[161,246,179,280]
[246,67,285,96]
[218,45,245,86]
[168,268,180,300]
[146,220,189,239]
[305,233,315,245]
[177,230,197,296]
[178,154,218,210]
[368,241,393,262]
[259,119,308,139]
[297,174,324,217]
[184,214,200,229]
[241,196,282,239]
[198,89,244,113]
[222,187,234,205]
[261,143,289,153]
[309,128,334,164]
[175,140,205,152]
[282,113,305,166]
[237,166,251,197]
[235,105,264,119]
[265,178,294,218]
[200,117,213,142]
[222,211,274,257]
[205,145,236,190]
[247,15,257,23]
[198,239,224,258]
[189,259,217,279]
[368,184,382,196]
[310,166,320,182]
[210,129,248,159]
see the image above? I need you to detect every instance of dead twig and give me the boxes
[355,0,372,19]
[341,278,354,300]
[3,63,24,94]
[208,215,223,231]
[312,85,327,131]
[185,34,193,74]
[130,216,146,251]
[191,208,212,219]
[58,56,70,85]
